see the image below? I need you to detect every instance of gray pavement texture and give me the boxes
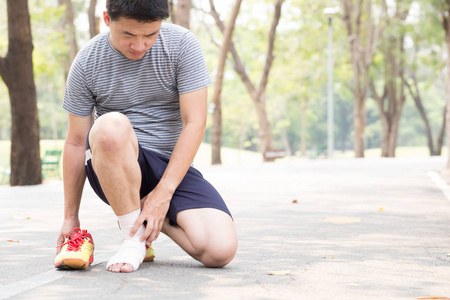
[0,156,450,300]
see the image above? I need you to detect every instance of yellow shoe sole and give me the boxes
[55,256,92,270]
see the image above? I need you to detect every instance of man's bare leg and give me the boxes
[89,112,143,273]
[162,208,238,267]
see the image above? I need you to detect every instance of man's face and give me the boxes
[103,11,161,60]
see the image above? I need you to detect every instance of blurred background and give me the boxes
[1,0,449,185]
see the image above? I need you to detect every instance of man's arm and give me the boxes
[131,87,207,243]
[56,113,93,253]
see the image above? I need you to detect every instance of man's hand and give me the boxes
[56,218,80,254]
[131,183,172,244]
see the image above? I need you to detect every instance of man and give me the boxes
[55,0,237,273]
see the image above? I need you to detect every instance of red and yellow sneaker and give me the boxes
[143,244,155,262]
[55,228,94,270]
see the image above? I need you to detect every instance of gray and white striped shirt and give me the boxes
[62,23,212,158]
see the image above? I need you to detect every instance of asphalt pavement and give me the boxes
[0,156,449,299]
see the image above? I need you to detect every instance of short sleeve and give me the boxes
[62,57,95,117]
[176,31,212,95]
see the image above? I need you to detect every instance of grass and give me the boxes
[0,140,65,184]
[0,140,65,168]
[330,146,448,159]
[0,139,447,172]
[194,143,263,167]
[0,140,264,181]
[0,140,263,185]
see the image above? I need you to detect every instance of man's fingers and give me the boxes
[56,236,64,254]
[56,232,68,254]
[152,232,160,243]
[148,220,162,243]
[142,221,154,242]
[140,194,148,208]
[130,216,145,237]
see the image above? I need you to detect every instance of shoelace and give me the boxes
[57,228,86,252]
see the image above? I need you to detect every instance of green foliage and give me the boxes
[1,0,75,142]
[31,4,68,76]
[0,0,448,159]
[30,2,69,140]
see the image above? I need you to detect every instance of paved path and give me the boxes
[0,156,449,299]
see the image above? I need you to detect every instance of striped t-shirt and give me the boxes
[62,23,212,158]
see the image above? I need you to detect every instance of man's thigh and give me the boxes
[139,147,232,226]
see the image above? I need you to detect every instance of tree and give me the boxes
[31,3,69,141]
[405,74,445,156]
[210,0,242,164]
[0,0,41,185]
[88,0,100,39]
[369,1,410,157]
[402,0,446,157]
[341,0,382,157]
[168,0,176,24]
[175,0,191,29]
[59,0,78,75]
[209,0,285,161]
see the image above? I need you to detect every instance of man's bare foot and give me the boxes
[107,262,134,273]
[106,239,145,272]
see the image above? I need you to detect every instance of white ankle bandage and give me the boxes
[106,209,146,271]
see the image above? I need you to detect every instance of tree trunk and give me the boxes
[353,92,366,158]
[342,0,380,158]
[255,93,274,153]
[209,0,285,161]
[375,90,389,156]
[168,0,176,24]
[383,79,399,158]
[59,0,78,77]
[344,0,368,158]
[280,126,291,156]
[175,0,191,29]
[405,75,438,156]
[370,37,407,159]
[211,0,242,165]
[364,0,408,158]
[65,0,77,62]
[88,0,100,39]
[0,0,41,185]
[255,0,283,157]
[387,111,402,157]
[436,105,446,156]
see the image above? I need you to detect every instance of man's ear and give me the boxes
[103,11,111,27]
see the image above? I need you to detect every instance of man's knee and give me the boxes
[175,209,238,268]
[90,112,134,153]
[201,235,238,268]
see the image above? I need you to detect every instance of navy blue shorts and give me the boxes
[84,135,232,226]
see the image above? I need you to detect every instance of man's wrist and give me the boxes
[157,178,177,195]
[63,212,79,220]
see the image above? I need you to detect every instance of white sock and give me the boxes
[106,209,146,271]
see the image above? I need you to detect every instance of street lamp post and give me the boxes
[323,7,339,159]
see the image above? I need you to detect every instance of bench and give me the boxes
[41,150,62,178]
[263,150,287,162]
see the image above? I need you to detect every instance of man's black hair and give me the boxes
[106,0,169,23]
